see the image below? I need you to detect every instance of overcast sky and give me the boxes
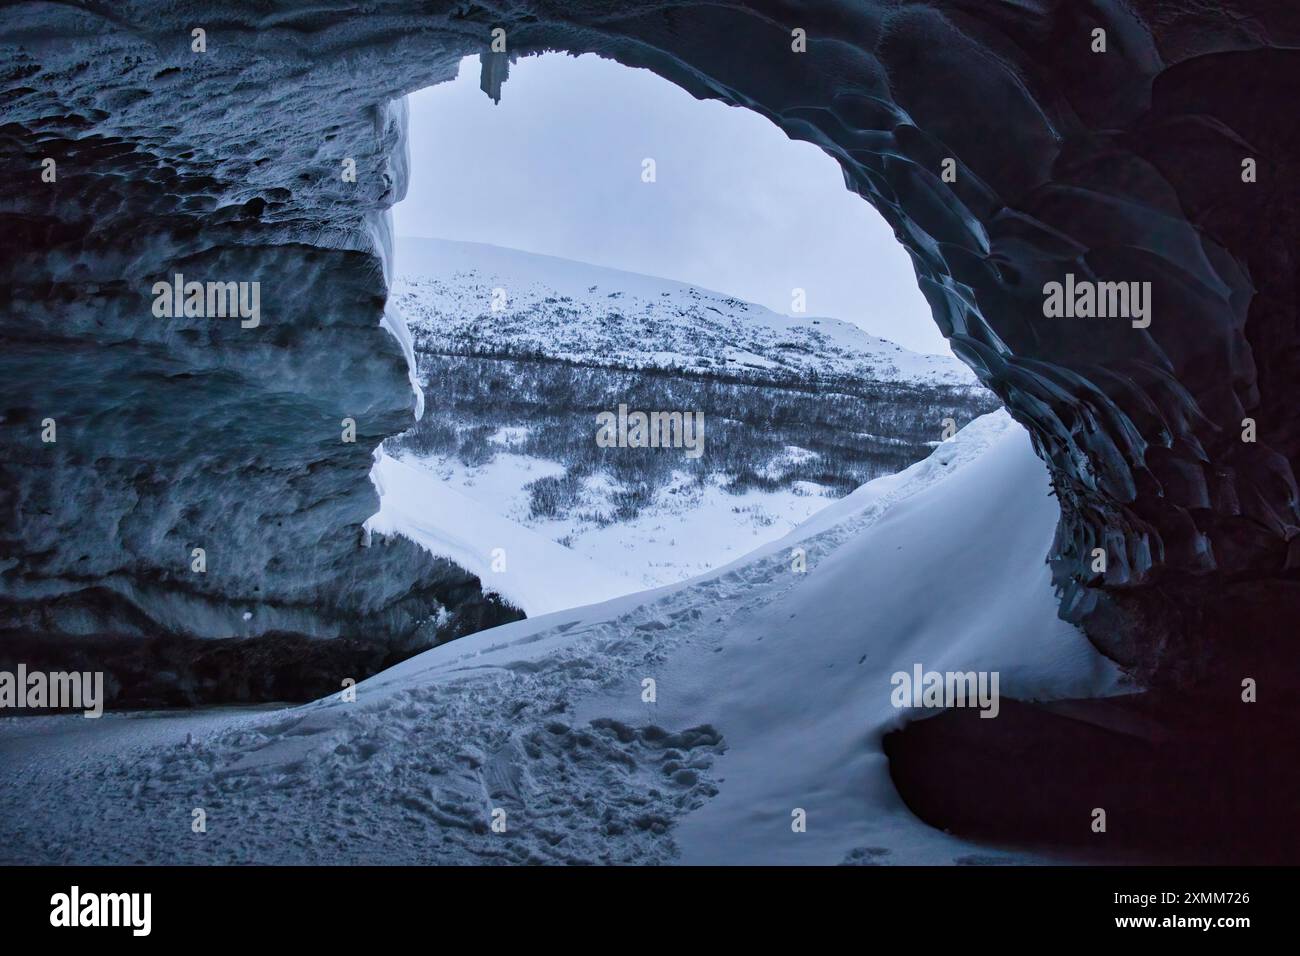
[393,53,948,355]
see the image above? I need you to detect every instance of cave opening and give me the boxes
[380,52,997,611]
[2,1,1297,867]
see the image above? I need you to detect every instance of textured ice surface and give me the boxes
[2,0,1298,691]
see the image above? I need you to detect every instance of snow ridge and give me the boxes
[0,413,1122,865]
[393,237,979,387]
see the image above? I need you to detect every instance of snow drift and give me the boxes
[0,413,1122,864]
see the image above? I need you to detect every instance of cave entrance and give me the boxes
[383,52,996,615]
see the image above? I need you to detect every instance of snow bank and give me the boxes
[0,412,1124,865]
[368,409,1124,864]
[664,411,1128,863]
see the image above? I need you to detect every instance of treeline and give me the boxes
[386,351,1000,523]
[404,334,986,400]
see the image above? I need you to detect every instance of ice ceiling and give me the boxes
[1,1,1298,704]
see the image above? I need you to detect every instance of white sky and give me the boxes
[392,53,948,356]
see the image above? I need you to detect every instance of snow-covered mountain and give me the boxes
[393,237,979,387]
[381,239,995,596]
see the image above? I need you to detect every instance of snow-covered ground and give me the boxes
[394,237,979,386]
[378,436,836,597]
[365,448,639,615]
[0,412,1124,865]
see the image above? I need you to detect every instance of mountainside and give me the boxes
[384,238,998,592]
[393,237,981,387]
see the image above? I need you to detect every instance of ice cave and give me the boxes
[2,0,1298,865]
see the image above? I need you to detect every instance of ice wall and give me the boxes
[2,1,1298,701]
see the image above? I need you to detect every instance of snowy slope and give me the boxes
[393,237,979,386]
[0,412,1125,865]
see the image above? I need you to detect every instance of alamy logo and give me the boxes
[151,273,261,328]
[890,663,1000,718]
[1042,273,1150,328]
[596,404,705,459]
[50,886,151,936]
[0,664,103,717]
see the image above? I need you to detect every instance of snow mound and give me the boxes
[0,411,1123,865]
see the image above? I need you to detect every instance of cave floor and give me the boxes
[0,413,1120,865]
